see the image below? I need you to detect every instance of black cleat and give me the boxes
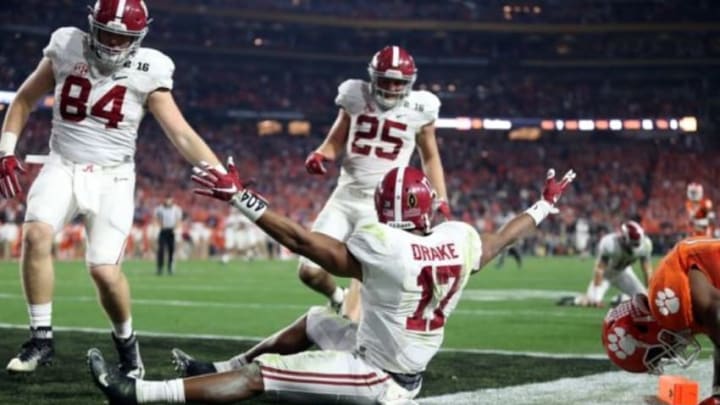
[6,334,55,373]
[171,348,217,377]
[555,296,577,307]
[87,348,137,405]
[112,333,145,379]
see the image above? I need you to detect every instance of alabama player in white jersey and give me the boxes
[87,163,575,404]
[301,45,450,320]
[0,0,225,376]
[557,220,653,308]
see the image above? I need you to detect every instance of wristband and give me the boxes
[524,200,554,225]
[0,132,18,156]
[587,283,603,303]
[230,189,268,222]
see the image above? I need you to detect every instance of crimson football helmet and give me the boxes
[367,45,417,109]
[87,0,150,70]
[619,220,644,249]
[602,294,700,374]
[374,166,435,234]
[687,182,703,202]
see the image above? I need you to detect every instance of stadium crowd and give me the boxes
[0,0,716,261]
[0,115,715,261]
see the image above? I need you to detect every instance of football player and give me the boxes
[0,0,224,376]
[86,163,575,404]
[602,237,720,405]
[557,220,653,308]
[301,45,450,320]
[686,182,715,237]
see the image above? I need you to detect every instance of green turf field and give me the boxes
[0,257,712,404]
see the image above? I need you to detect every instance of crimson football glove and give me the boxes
[191,158,244,203]
[305,152,329,175]
[436,198,451,220]
[542,168,576,208]
[0,155,26,199]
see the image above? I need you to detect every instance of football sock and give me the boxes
[28,303,52,338]
[331,287,345,305]
[112,318,133,340]
[136,379,185,403]
[215,354,248,372]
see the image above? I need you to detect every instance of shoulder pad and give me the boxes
[132,48,175,92]
[406,90,441,125]
[335,79,368,114]
[43,27,84,60]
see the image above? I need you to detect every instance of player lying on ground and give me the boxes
[602,236,720,405]
[87,162,575,404]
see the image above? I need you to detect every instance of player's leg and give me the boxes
[509,245,523,268]
[89,347,264,404]
[297,200,353,309]
[85,168,144,378]
[167,229,176,274]
[174,306,357,378]
[91,349,415,404]
[156,231,164,275]
[608,267,647,306]
[7,160,76,372]
[173,310,314,377]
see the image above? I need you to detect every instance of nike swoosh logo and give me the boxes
[112,75,128,81]
[216,185,238,194]
[98,373,109,387]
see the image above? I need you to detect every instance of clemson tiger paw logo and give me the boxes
[654,288,680,316]
[606,327,637,359]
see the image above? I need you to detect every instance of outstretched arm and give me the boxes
[148,90,222,169]
[191,160,362,280]
[477,169,576,269]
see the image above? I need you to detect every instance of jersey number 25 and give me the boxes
[59,75,126,129]
[351,114,406,160]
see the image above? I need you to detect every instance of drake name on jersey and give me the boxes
[347,221,481,374]
[44,27,174,165]
[335,79,440,191]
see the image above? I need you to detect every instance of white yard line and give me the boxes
[420,359,713,404]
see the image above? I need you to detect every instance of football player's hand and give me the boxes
[191,157,244,203]
[305,152,328,175]
[436,198,451,220]
[0,155,26,199]
[698,396,720,405]
[542,168,575,207]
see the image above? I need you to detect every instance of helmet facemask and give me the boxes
[86,1,150,73]
[603,294,701,375]
[368,71,415,110]
[643,329,701,374]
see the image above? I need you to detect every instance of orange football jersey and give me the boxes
[685,197,714,236]
[649,237,720,334]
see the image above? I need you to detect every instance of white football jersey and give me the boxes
[346,220,481,374]
[335,79,440,192]
[597,232,652,272]
[43,27,174,165]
